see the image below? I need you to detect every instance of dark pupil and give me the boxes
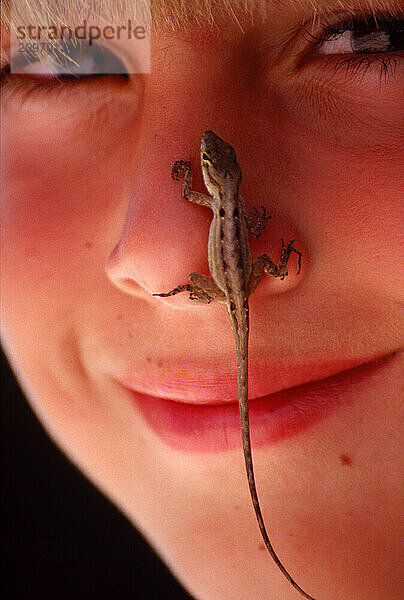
[202,153,210,161]
[352,21,404,53]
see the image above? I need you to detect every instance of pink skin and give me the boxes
[1,7,403,600]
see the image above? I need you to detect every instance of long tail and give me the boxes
[232,305,317,600]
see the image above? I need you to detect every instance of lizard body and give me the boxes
[154,131,317,600]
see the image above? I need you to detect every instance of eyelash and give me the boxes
[1,11,402,97]
[306,14,403,81]
[309,14,402,43]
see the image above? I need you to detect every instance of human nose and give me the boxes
[105,129,213,300]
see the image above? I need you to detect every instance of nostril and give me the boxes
[108,274,143,296]
[120,277,140,292]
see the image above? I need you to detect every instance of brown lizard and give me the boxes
[154,130,317,600]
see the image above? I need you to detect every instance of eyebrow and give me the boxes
[1,0,402,32]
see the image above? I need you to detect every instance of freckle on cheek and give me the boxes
[339,454,353,466]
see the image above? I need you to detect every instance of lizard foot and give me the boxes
[246,205,271,239]
[171,160,191,180]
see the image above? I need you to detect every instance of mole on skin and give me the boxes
[339,454,353,466]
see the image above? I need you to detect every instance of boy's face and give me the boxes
[1,1,402,598]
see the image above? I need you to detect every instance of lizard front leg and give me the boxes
[244,202,271,239]
[154,272,226,304]
[154,163,221,302]
[172,160,213,208]
[247,238,302,297]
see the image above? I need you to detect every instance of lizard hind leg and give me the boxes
[188,272,226,304]
[153,273,225,304]
[153,284,192,298]
[247,239,302,297]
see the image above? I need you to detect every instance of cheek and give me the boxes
[0,94,139,338]
[297,148,401,265]
[273,130,401,268]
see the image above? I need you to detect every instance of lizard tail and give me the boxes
[233,309,317,600]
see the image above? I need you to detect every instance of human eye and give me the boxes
[306,12,403,81]
[13,39,128,77]
[279,8,403,149]
[1,39,129,101]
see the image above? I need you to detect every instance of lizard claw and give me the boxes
[262,206,271,223]
[255,205,271,222]
[171,160,190,180]
[281,238,302,275]
[281,237,295,250]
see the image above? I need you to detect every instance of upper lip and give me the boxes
[118,351,397,405]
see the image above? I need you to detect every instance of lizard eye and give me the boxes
[202,152,211,162]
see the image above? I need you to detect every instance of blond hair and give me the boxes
[1,0,401,31]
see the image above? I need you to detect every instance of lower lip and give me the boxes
[126,356,393,453]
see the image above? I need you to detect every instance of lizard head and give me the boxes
[200,130,241,196]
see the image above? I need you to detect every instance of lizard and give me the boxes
[154,130,317,600]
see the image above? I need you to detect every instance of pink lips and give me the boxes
[120,354,395,453]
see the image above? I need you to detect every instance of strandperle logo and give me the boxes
[15,19,147,46]
[10,2,151,74]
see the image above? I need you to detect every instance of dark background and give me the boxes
[1,348,193,600]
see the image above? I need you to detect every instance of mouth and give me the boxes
[119,352,398,453]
